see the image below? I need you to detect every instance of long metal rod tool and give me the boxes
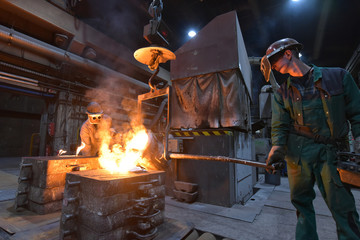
[169,153,275,171]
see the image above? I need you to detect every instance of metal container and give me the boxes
[15,156,100,214]
[59,169,166,240]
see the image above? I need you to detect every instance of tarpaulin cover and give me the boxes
[170,11,252,100]
[170,69,251,130]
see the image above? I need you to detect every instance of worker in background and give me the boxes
[260,38,360,239]
[80,101,114,156]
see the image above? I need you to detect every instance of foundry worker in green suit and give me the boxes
[260,38,360,239]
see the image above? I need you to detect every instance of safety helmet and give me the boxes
[265,38,302,60]
[86,102,103,115]
[260,38,303,82]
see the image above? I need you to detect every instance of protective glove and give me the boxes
[354,136,360,154]
[266,146,286,174]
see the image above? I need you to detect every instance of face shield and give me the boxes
[88,114,103,124]
[261,38,303,82]
[260,56,272,82]
[261,51,285,82]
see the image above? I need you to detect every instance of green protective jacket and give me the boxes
[271,65,360,164]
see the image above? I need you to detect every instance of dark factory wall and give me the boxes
[0,89,46,157]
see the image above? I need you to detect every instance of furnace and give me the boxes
[167,11,255,207]
[59,169,165,240]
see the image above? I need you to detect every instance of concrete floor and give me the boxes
[0,157,359,240]
[165,176,345,240]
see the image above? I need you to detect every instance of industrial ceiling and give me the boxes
[69,0,360,68]
[0,0,359,92]
[68,0,360,85]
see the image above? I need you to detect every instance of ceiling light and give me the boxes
[188,30,196,38]
[291,0,300,2]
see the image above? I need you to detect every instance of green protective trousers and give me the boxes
[287,143,360,240]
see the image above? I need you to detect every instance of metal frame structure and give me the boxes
[137,86,171,159]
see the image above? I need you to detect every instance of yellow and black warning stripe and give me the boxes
[170,130,233,137]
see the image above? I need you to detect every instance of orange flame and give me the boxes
[98,126,150,173]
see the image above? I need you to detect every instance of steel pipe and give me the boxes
[169,153,275,170]
[0,25,150,89]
